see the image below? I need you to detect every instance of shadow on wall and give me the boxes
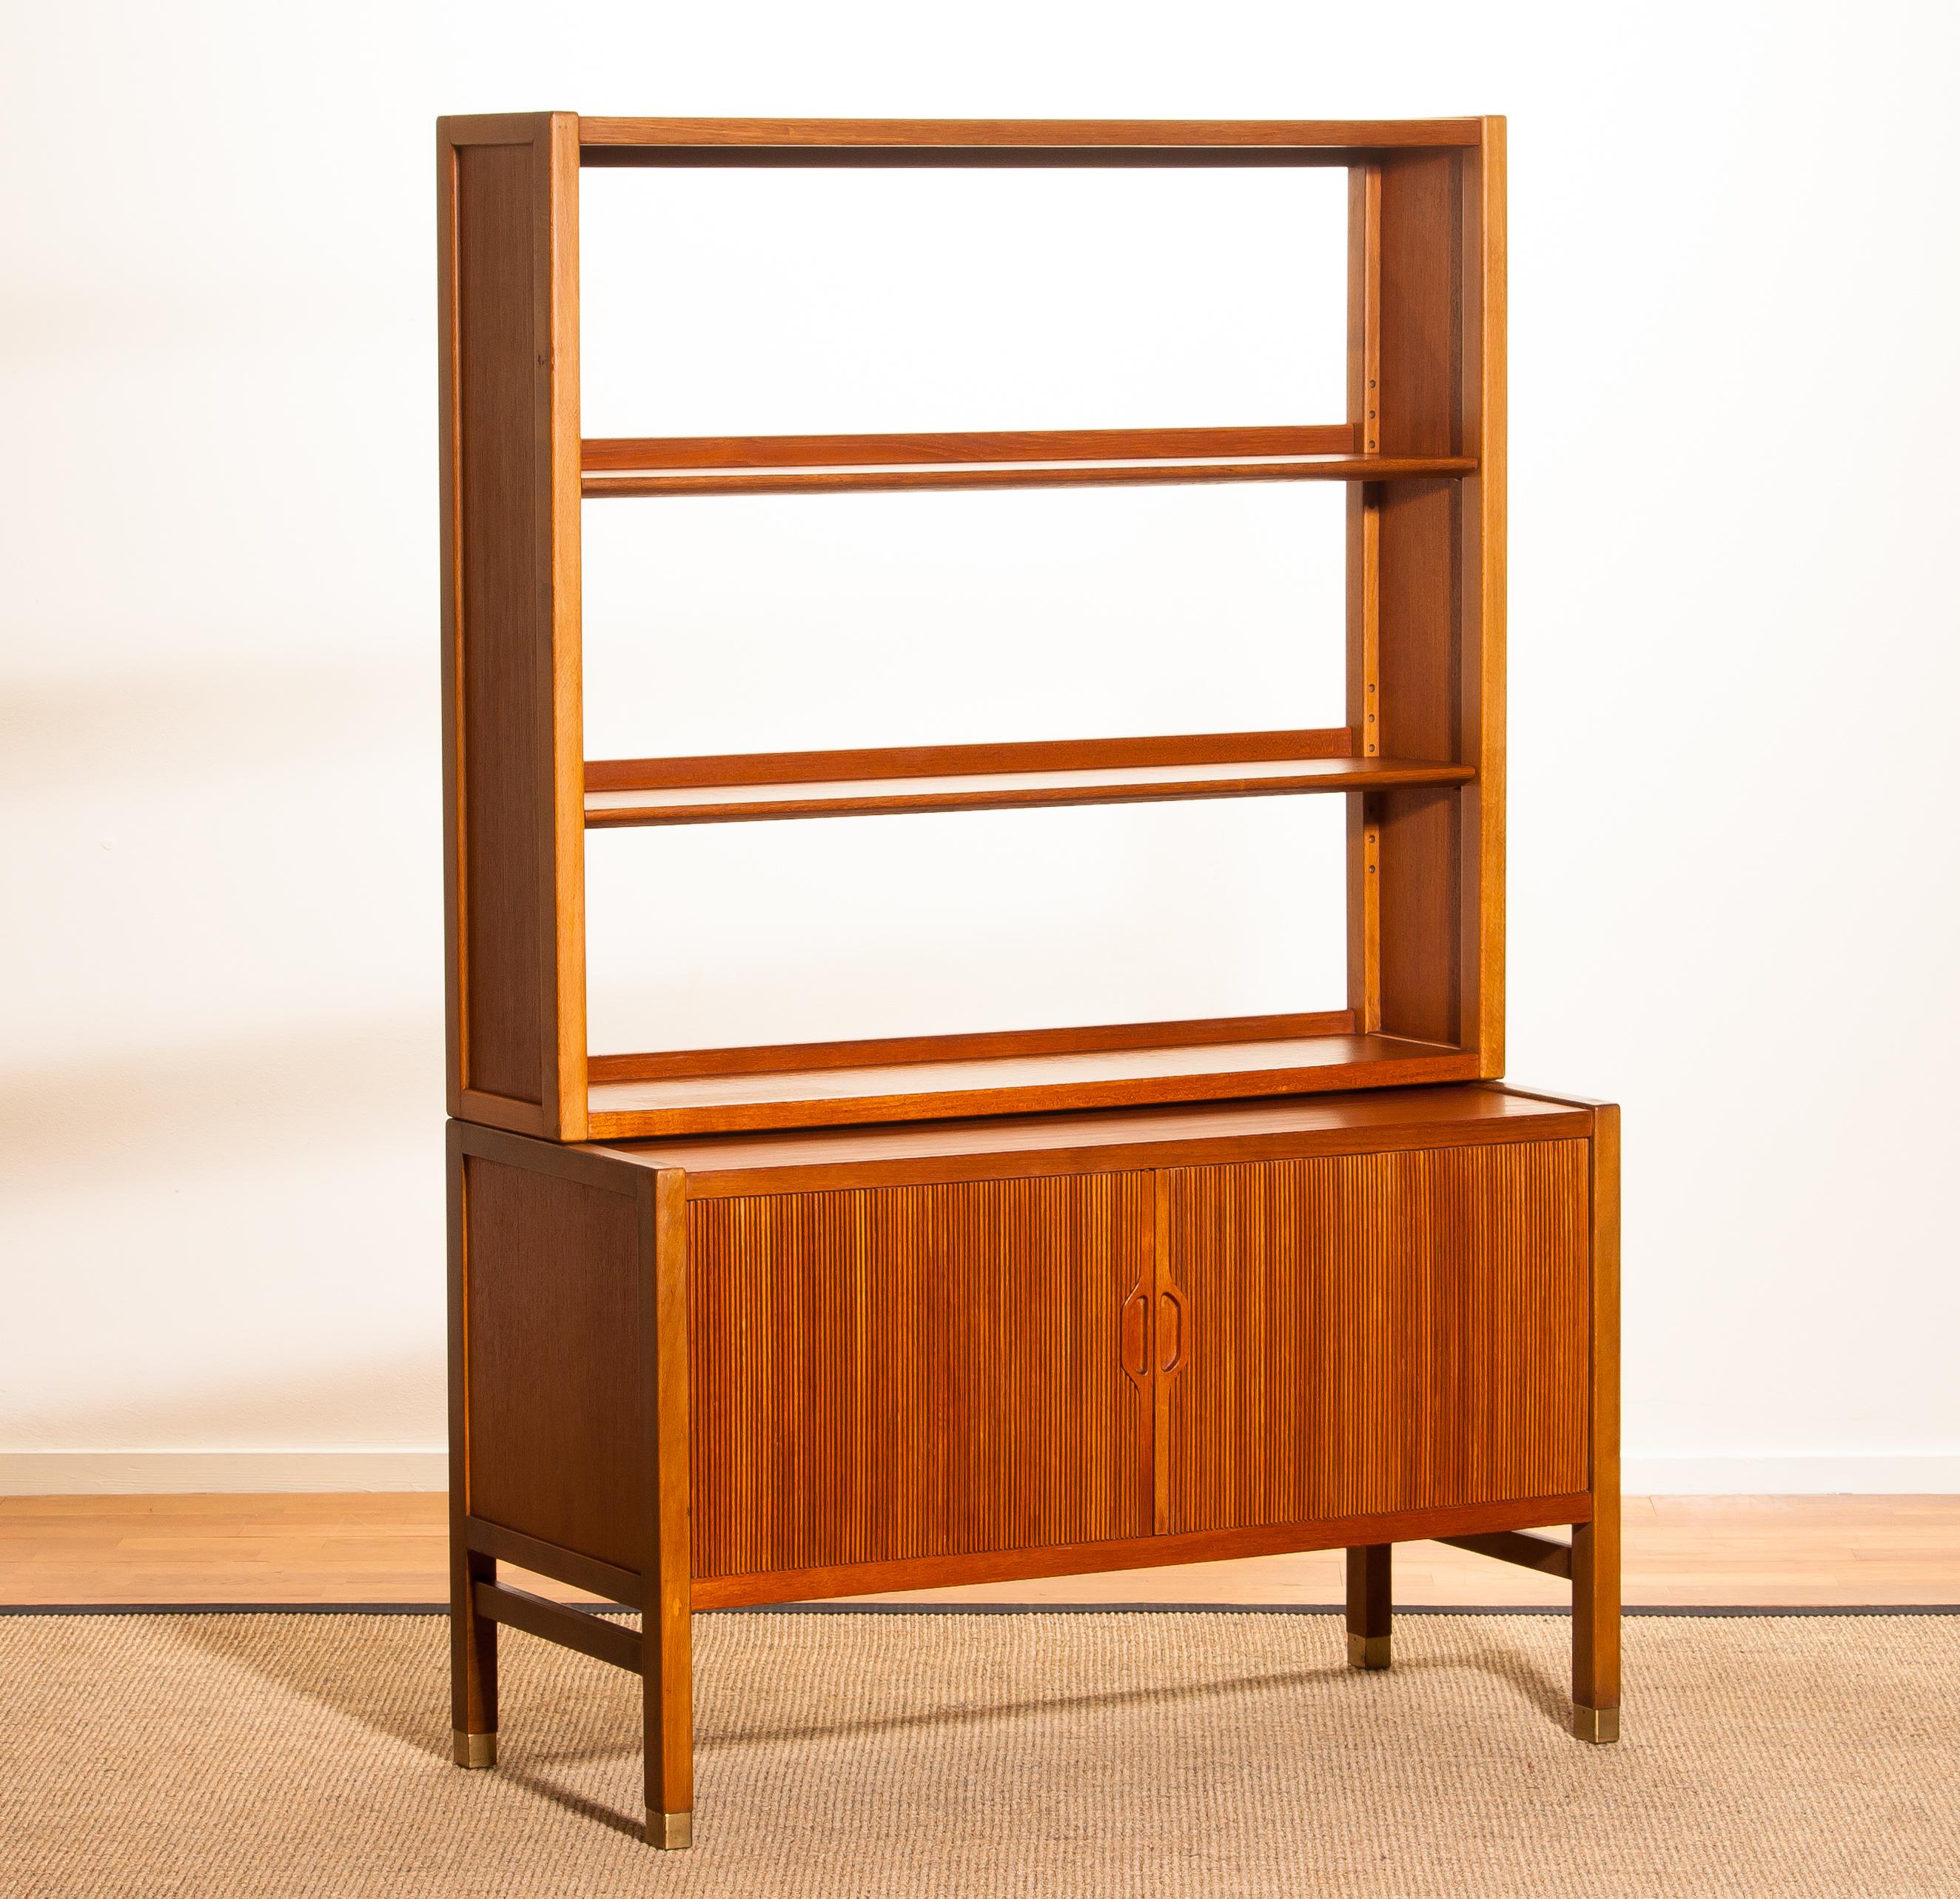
[0,652,442,1196]
[0,654,426,792]
[0,1012,441,1198]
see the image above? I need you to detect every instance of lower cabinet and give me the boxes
[451,1093,1620,1841]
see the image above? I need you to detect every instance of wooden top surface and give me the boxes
[585,1084,1592,1196]
[576,117,1489,153]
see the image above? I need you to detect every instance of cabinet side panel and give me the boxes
[442,118,583,1129]
[463,1153,643,1569]
[688,1175,1154,1579]
[1164,1139,1588,1534]
[451,141,545,1105]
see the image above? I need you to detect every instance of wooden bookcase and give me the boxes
[439,115,1619,1852]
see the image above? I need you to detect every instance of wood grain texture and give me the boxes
[584,751,1472,827]
[583,425,1357,472]
[1162,1141,1590,1535]
[591,1084,1587,1199]
[687,1175,1154,1581]
[1375,783,1463,1047]
[439,113,586,1136]
[461,1151,642,1573]
[583,453,1473,498]
[585,1034,1479,1139]
[448,131,542,1109]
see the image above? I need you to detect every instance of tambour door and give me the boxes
[1158,1140,1591,1535]
[688,1172,1154,1580]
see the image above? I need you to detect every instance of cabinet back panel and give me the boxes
[1164,1139,1588,1534]
[580,166,1346,437]
[586,797,1346,1056]
[688,1175,1153,1578]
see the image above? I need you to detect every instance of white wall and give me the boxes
[3,1,1957,1495]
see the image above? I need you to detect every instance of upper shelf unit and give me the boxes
[584,731,1471,829]
[437,114,1506,1142]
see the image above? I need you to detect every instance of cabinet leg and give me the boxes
[451,1547,498,1767]
[644,1603,693,1848]
[1571,1510,1621,1743]
[1346,1544,1392,1669]
[1576,1102,1622,1743]
[642,1168,694,1847]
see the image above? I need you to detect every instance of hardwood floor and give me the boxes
[1,1495,1956,1608]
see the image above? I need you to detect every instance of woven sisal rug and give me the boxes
[3,1608,1955,1896]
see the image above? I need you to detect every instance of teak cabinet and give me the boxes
[438,114,1622,1852]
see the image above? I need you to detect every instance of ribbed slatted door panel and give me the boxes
[1164,1140,1588,1535]
[689,1173,1152,1580]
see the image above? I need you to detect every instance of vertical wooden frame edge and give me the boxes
[545,112,589,1140]
[1346,165,1383,1034]
[1591,1102,1622,1578]
[438,127,466,1118]
[1467,116,1507,1078]
[1574,1102,1622,1717]
[1150,1170,1172,1535]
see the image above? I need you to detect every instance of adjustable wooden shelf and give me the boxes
[439,113,1620,1852]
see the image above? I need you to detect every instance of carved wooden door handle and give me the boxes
[1120,1282,1150,1389]
[1158,1284,1189,1376]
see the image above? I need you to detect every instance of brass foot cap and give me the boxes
[1574,1704,1620,1745]
[1347,1632,1392,1671]
[453,1729,497,1769]
[650,1811,693,1850]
